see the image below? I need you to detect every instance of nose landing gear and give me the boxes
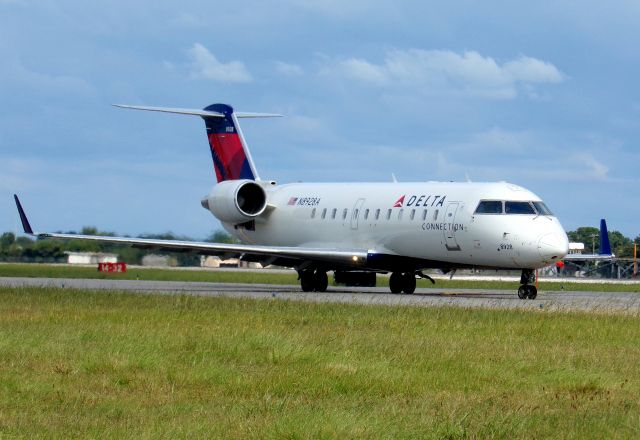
[389,272,417,294]
[518,269,537,300]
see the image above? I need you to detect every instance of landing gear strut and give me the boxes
[517,269,537,300]
[389,272,417,294]
[299,269,328,292]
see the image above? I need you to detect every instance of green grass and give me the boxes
[2,262,640,292]
[1,286,639,438]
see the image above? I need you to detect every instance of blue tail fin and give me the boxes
[599,219,611,255]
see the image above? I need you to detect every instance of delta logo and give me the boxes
[392,194,447,208]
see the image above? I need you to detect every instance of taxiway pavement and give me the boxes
[2,277,640,315]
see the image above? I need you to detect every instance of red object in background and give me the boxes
[555,261,565,269]
[98,262,127,273]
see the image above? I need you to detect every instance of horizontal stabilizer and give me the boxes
[114,104,282,119]
[113,104,225,118]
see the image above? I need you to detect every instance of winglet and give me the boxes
[13,194,34,235]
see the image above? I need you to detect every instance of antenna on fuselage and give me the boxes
[391,173,398,183]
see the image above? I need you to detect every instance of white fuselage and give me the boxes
[215,181,569,270]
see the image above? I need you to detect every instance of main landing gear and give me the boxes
[299,269,328,292]
[517,269,537,300]
[389,272,417,294]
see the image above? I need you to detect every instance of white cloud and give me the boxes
[187,43,252,83]
[274,61,304,76]
[323,49,565,99]
[503,56,565,83]
[574,154,609,180]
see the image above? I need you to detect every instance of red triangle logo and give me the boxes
[393,195,405,208]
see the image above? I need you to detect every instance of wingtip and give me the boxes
[13,194,34,235]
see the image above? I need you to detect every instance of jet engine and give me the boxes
[202,180,267,224]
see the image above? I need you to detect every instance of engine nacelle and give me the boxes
[202,180,267,224]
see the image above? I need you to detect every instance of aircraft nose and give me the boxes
[538,233,569,261]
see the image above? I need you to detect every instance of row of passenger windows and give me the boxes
[310,207,441,221]
[474,200,553,215]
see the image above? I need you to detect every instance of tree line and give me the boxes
[1,225,638,265]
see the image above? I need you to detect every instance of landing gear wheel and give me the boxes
[402,273,416,294]
[517,284,538,300]
[526,285,537,300]
[389,272,403,294]
[313,270,328,292]
[517,285,528,299]
[300,271,314,292]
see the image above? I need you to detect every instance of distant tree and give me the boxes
[0,232,16,249]
[206,230,239,244]
[15,236,33,247]
[116,247,144,265]
[567,227,600,253]
[609,230,633,258]
[81,226,98,235]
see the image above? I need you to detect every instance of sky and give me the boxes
[1,0,639,239]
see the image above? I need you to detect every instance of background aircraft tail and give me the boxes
[114,103,281,183]
[599,218,612,255]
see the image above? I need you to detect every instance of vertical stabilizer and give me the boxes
[599,219,612,255]
[202,103,259,182]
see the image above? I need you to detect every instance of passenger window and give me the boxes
[505,201,536,215]
[474,200,503,214]
[398,209,404,220]
[331,208,337,219]
[321,208,327,219]
[342,209,348,220]
[422,209,428,220]
[311,208,316,218]
[375,209,380,220]
[354,209,359,219]
[410,209,415,220]
[433,209,439,221]
[387,209,392,220]
[364,208,369,220]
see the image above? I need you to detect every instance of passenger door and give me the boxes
[443,201,462,251]
[351,198,365,230]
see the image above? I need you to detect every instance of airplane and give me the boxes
[563,219,615,262]
[14,102,570,300]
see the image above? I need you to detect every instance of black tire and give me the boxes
[402,273,416,294]
[300,271,314,292]
[313,270,328,292]
[517,285,527,300]
[389,272,403,294]
[527,285,537,300]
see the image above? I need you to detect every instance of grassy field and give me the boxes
[2,262,640,292]
[0,286,639,438]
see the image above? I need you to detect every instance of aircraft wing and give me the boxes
[13,195,368,269]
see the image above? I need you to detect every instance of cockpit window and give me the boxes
[505,201,536,215]
[474,200,503,214]
[533,201,553,216]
